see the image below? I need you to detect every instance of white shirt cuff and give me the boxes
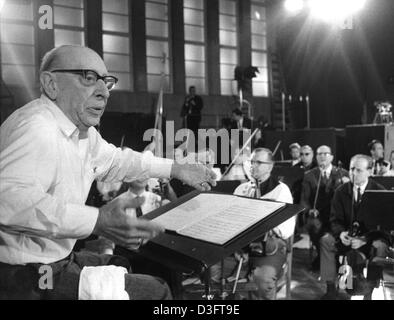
[142,152,173,179]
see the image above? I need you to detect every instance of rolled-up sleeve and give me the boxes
[0,119,98,239]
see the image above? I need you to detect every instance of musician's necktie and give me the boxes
[322,171,328,184]
[136,206,143,218]
[356,187,361,204]
[373,161,378,175]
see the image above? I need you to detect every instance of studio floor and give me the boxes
[182,234,394,300]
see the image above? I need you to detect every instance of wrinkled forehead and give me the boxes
[317,146,331,154]
[252,151,270,161]
[301,147,312,153]
[350,158,369,170]
[52,47,108,75]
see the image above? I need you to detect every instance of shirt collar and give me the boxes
[353,179,369,195]
[40,94,79,138]
[129,190,146,198]
[320,164,333,176]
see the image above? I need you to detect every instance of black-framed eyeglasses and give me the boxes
[251,160,273,166]
[50,69,118,91]
[317,152,331,156]
[300,152,311,156]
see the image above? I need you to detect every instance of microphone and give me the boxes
[338,160,343,169]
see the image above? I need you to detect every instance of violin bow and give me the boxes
[221,128,259,180]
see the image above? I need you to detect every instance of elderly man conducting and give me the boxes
[0,45,216,300]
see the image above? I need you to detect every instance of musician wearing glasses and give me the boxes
[215,148,296,300]
[294,145,317,171]
[300,145,349,271]
[320,155,387,299]
[0,45,216,300]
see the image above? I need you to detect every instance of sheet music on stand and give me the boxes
[141,191,304,274]
[152,193,285,245]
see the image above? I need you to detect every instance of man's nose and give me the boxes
[96,80,110,98]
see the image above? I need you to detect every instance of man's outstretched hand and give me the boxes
[93,192,164,250]
[170,161,217,191]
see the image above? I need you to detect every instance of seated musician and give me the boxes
[368,139,390,176]
[211,148,296,300]
[231,108,252,130]
[289,143,301,166]
[294,145,317,171]
[320,154,388,299]
[300,145,349,271]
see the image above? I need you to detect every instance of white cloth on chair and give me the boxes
[78,265,129,300]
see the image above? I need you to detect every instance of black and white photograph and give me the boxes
[0,0,393,307]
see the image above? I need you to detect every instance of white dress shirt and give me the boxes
[320,163,333,179]
[234,180,295,239]
[353,180,368,202]
[0,95,173,264]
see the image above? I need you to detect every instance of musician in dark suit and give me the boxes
[319,154,387,299]
[294,145,317,171]
[230,108,252,130]
[300,145,349,270]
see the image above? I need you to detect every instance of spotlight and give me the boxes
[308,0,367,23]
[284,0,304,13]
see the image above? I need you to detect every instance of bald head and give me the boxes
[39,45,111,133]
[40,45,108,75]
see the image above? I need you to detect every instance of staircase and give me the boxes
[268,50,290,130]
[0,79,15,124]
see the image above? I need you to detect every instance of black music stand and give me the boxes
[211,180,242,194]
[137,191,304,299]
[359,190,394,231]
[370,176,394,191]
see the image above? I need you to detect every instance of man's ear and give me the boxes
[40,72,58,100]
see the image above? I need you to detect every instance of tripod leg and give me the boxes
[219,259,228,300]
[202,268,214,300]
